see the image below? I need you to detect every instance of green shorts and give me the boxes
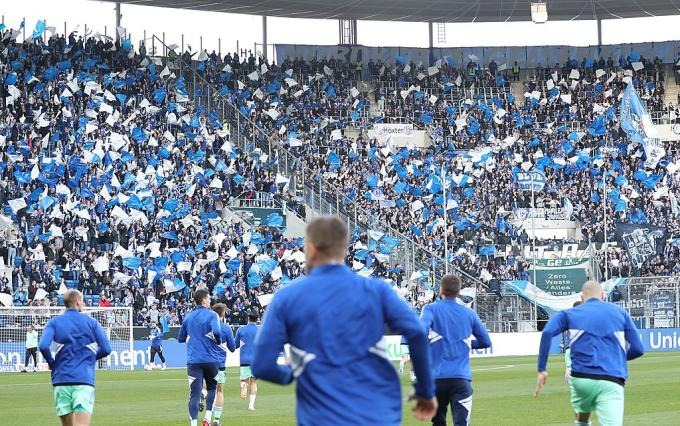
[570,377,624,426]
[216,369,226,385]
[53,385,95,417]
[240,366,254,381]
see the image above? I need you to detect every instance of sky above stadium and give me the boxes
[2,0,680,60]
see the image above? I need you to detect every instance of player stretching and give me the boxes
[235,311,260,411]
[148,321,167,370]
[421,275,491,426]
[210,303,236,425]
[252,216,437,425]
[178,289,222,426]
[534,281,644,426]
[38,290,112,426]
[23,324,39,372]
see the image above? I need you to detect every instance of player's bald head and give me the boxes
[581,280,604,301]
[63,290,83,309]
[304,216,349,262]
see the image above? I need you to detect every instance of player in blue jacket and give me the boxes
[252,216,437,425]
[178,289,222,426]
[204,303,237,425]
[421,275,491,426]
[534,280,644,426]
[38,290,112,426]
[147,321,167,370]
[235,311,260,410]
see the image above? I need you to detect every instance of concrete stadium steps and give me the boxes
[664,64,680,107]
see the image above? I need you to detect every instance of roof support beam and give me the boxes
[115,2,122,41]
[597,18,602,51]
[339,19,356,45]
[262,15,268,59]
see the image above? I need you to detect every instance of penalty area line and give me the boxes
[472,365,515,372]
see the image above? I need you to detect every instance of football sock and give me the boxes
[249,395,256,409]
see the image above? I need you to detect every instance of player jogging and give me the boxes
[252,216,437,425]
[209,303,236,425]
[38,290,112,426]
[421,275,492,426]
[235,311,260,411]
[24,324,39,372]
[534,280,645,426]
[148,321,167,370]
[178,289,223,426]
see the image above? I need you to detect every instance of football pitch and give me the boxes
[1,352,679,425]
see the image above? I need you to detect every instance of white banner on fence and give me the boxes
[373,123,414,145]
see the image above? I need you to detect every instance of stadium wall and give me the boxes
[3,329,678,370]
[275,41,679,68]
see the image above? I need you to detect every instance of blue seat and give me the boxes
[92,295,101,305]
[65,280,78,289]
[57,295,64,306]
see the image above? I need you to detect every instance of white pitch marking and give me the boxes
[472,364,515,372]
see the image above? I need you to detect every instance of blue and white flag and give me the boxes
[515,171,546,191]
[620,83,665,168]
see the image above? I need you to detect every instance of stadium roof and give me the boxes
[107,0,680,22]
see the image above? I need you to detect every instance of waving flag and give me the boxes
[620,83,665,168]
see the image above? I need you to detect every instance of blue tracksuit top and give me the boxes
[421,298,492,381]
[212,322,236,368]
[38,309,112,387]
[251,264,434,426]
[178,305,222,364]
[149,325,163,349]
[235,322,259,366]
[538,298,644,383]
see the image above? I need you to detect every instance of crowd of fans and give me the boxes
[0,25,679,324]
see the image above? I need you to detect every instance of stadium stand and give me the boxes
[0,23,679,325]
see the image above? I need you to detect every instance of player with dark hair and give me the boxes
[252,216,437,424]
[178,289,222,426]
[147,321,167,370]
[421,275,491,426]
[23,324,39,372]
[235,310,260,411]
[209,303,236,425]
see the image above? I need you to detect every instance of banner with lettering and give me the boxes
[530,258,592,296]
[504,278,623,313]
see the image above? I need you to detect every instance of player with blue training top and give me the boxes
[147,321,167,370]
[209,303,236,425]
[38,290,112,426]
[421,274,491,426]
[534,280,645,426]
[235,310,260,411]
[252,216,437,425]
[178,289,222,426]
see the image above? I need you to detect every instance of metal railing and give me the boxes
[151,34,483,290]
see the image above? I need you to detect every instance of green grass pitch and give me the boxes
[1,352,679,425]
